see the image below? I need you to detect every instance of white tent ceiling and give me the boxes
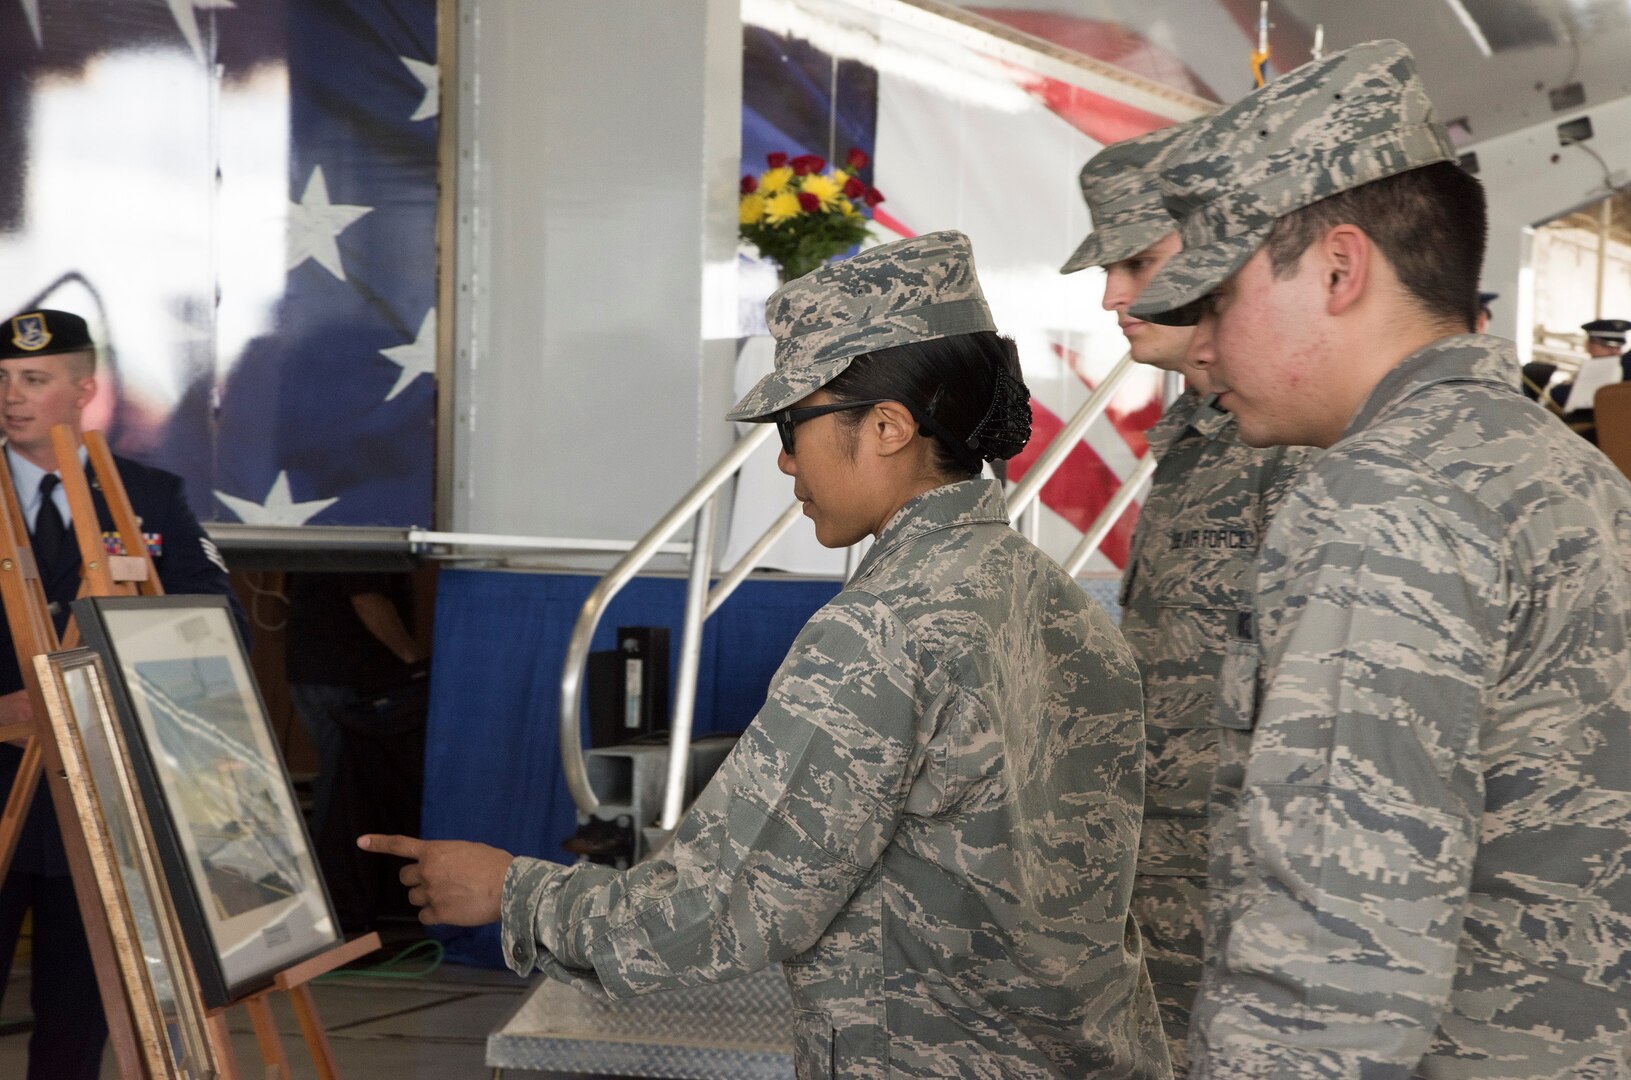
[957,0,1631,146]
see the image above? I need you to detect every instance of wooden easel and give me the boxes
[0,424,379,1079]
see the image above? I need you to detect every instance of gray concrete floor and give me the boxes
[0,932,617,1079]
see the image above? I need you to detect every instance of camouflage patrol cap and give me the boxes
[1060,121,1198,274]
[1129,39,1456,326]
[727,230,996,422]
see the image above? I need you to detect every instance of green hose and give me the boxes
[316,938,445,982]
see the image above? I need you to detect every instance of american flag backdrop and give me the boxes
[0,0,438,529]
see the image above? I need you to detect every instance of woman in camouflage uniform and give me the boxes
[365,231,1169,1079]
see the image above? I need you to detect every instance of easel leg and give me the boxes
[244,995,293,1080]
[0,744,43,883]
[288,983,341,1080]
[207,1011,242,1080]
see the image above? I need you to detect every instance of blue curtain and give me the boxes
[420,568,841,968]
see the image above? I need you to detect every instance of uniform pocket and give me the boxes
[1210,634,1260,732]
[792,1009,834,1079]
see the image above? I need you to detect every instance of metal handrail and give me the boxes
[705,501,803,618]
[561,353,1162,824]
[661,498,719,829]
[557,423,777,814]
[1064,454,1155,577]
[1007,352,1135,531]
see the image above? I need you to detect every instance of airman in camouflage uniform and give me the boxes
[502,233,1171,1078]
[1131,40,1631,1076]
[1063,124,1311,1076]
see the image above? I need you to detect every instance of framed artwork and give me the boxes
[74,594,341,1006]
[35,649,219,1079]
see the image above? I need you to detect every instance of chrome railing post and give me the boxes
[559,424,775,815]
[1064,454,1156,577]
[706,501,802,618]
[561,354,1153,828]
[1008,353,1135,519]
[660,495,719,830]
[1162,368,1185,407]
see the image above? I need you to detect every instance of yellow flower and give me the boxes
[764,191,802,225]
[800,172,841,210]
[759,166,794,194]
[838,196,859,219]
[739,193,766,225]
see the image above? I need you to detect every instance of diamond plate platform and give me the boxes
[486,965,795,1078]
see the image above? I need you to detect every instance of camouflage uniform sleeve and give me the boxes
[498,591,923,998]
[1193,454,1499,1076]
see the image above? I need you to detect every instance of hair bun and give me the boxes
[965,369,1032,461]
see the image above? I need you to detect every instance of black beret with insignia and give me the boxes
[0,309,94,360]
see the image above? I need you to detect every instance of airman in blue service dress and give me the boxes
[0,307,245,1080]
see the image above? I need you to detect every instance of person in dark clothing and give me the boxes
[285,572,423,837]
[286,571,427,930]
[0,308,246,1080]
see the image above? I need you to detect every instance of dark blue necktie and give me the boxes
[33,473,67,575]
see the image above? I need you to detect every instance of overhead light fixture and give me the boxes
[1558,115,1594,144]
[1445,116,1474,147]
[1550,82,1586,112]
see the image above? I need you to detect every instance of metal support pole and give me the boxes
[1008,353,1134,519]
[1063,455,1156,577]
[559,424,775,815]
[1597,197,1611,319]
[1022,499,1042,544]
[706,501,802,617]
[660,496,719,830]
[1162,368,1185,407]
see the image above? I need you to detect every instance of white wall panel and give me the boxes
[452,0,741,544]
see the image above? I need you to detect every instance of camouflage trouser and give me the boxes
[1131,872,1206,1079]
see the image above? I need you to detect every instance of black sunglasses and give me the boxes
[771,398,890,454]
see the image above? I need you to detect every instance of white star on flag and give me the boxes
[401,56,439,121]
[381,310,436,401]
[19,0,40,46]
[215,472,338,526]
[287,165,372,281]
[167,0,236,63]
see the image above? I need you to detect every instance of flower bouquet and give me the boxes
[739,148,886,283]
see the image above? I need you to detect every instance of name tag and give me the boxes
[1168,527,1258,551]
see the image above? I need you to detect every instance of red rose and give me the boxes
[791,154,826,176]
[740,174,757,194]
[766,152,788,169]
[843,176,865,199]
[846,147,869,171]
[797,192,821,213]
[864,186,885,207]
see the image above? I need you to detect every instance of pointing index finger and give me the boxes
[358,833,426,859]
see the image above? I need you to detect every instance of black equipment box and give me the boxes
[587,625,670,748]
